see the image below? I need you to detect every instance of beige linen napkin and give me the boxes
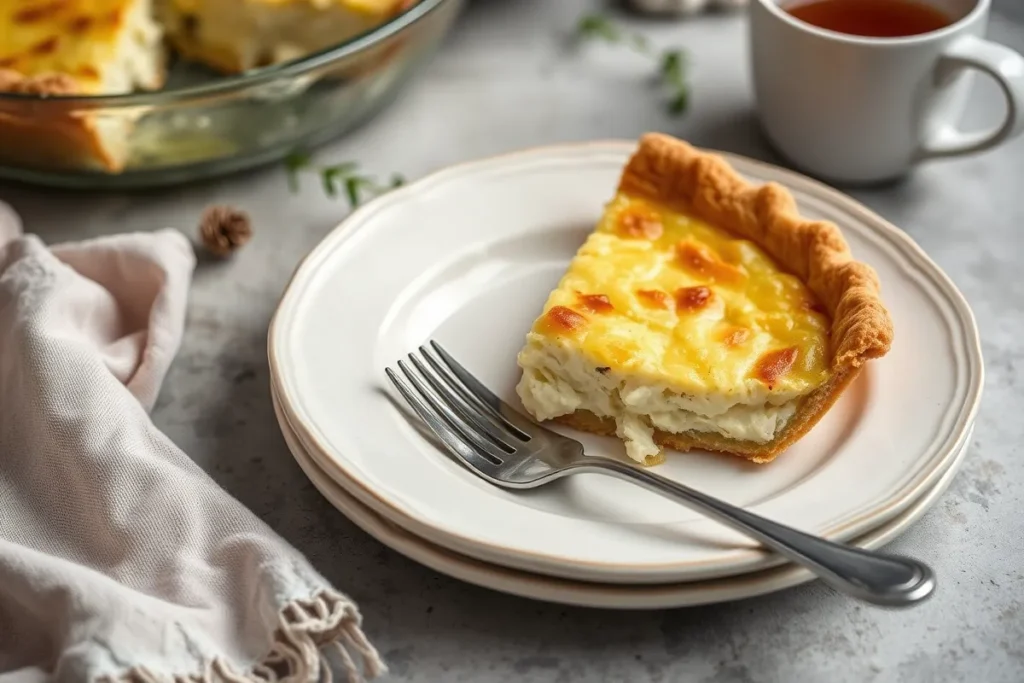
[0,202,384,683]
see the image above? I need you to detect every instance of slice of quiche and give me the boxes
[0,0,164,171]
[161,0,416,73]
[516,134,893,466]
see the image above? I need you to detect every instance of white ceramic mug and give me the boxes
[749,0,1024,184]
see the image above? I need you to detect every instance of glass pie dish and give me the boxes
[0,0,461,188]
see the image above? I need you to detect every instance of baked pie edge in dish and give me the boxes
[0,0,165,171]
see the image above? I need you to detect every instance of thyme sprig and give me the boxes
[575,13,690,116]
[285,151,405,208]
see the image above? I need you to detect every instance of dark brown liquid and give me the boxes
[786,0,953,37]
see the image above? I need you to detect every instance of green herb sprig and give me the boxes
[575,13,690,116]
[285,151,405,208]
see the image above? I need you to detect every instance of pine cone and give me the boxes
[199,205,252,257]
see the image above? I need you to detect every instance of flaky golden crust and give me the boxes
[558,134,893,464]
[0,70,79,95]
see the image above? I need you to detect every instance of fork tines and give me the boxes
[385,342,532,471]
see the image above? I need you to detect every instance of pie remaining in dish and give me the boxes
[516,133,893,466]
[0,0,415,171]
[160,0,416,73]
[0,0,164,170]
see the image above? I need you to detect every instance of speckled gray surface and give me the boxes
[2,1,1023,680]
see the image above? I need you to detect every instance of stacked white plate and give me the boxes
[268,142,983,608]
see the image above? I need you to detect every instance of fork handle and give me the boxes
[582,458,935,607]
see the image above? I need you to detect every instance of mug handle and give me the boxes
[918,34,1024,159]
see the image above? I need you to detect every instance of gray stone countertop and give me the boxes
[2,0,1022,680]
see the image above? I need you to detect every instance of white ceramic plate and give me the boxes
[273,382,972,608]
[269,142,983,584]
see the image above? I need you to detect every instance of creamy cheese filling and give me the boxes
[516,338,805,464]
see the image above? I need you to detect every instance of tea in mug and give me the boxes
[785,0,953,38]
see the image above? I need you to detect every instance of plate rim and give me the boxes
[269,140,984,581]
[276,371,976,583]
[273,381,972,608]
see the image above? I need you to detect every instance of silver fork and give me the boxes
[385,341,935,607]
